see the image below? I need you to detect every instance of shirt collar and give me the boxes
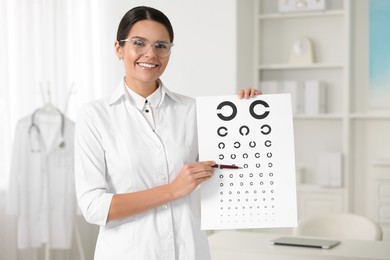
[124,80,163,110]
[109,78,181,107]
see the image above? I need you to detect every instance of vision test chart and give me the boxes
[196,94,297,230]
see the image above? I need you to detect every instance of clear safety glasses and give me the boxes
[120,37,174,57]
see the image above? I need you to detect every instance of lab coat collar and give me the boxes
[30,109,66,154]
[109,78,182,107]
[124,81,163,110]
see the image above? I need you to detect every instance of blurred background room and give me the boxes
[0,0,389,259]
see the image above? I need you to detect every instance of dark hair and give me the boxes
[117,6,174,47]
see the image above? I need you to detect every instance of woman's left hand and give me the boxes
[237,88,262,99]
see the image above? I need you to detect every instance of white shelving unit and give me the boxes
[253,0,351,219]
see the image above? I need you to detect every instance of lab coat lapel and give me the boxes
[46,126,62,153]
[33,111,63,154]
[47,113,65,153]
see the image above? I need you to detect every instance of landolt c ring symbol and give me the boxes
[239,125,250,136]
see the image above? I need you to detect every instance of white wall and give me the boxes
[237,1,255,89]
[101,0,239,98]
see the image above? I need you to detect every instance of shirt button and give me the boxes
[161,175,167,181]
[162,204,168,209]
[166,234,172,239]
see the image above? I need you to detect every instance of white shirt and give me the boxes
[75,79,211,260]
[6,110,76,249]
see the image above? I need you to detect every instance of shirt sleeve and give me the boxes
[74,104,113,226]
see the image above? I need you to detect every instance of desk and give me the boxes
[208,231,390,260]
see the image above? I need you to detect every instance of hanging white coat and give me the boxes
[6,112,76,249]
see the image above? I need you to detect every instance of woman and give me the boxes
[75,6,259,260]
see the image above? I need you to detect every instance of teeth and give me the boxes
[138,63,157,68]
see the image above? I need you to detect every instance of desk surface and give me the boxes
[208,231,390,260]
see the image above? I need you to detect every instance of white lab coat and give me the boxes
[75,80,211,260]
[6,111,76,249]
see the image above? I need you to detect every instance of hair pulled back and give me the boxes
[117,6,174,47]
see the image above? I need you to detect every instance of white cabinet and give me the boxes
[366,160,390,240]
[253,0,351,219]
[297,185,344,218]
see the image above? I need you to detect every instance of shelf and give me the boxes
[297,184,345,192]
[294,114,343,120]
[350,113,390,120]
[258,10,344,20]
[372,158,390,168]
[258,63,343,70]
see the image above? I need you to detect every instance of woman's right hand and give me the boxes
[170,161,215,199]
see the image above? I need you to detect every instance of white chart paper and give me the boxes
[196,94,297,230]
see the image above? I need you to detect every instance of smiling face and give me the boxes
[115,20,171,96]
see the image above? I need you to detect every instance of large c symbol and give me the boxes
[217,101,237,121]
[249,100,270,120]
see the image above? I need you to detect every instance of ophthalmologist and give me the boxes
[74,6,260,260]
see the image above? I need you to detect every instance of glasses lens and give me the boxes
[127,38,171,57]
[130,38,147,54]
[153,42,171,57]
